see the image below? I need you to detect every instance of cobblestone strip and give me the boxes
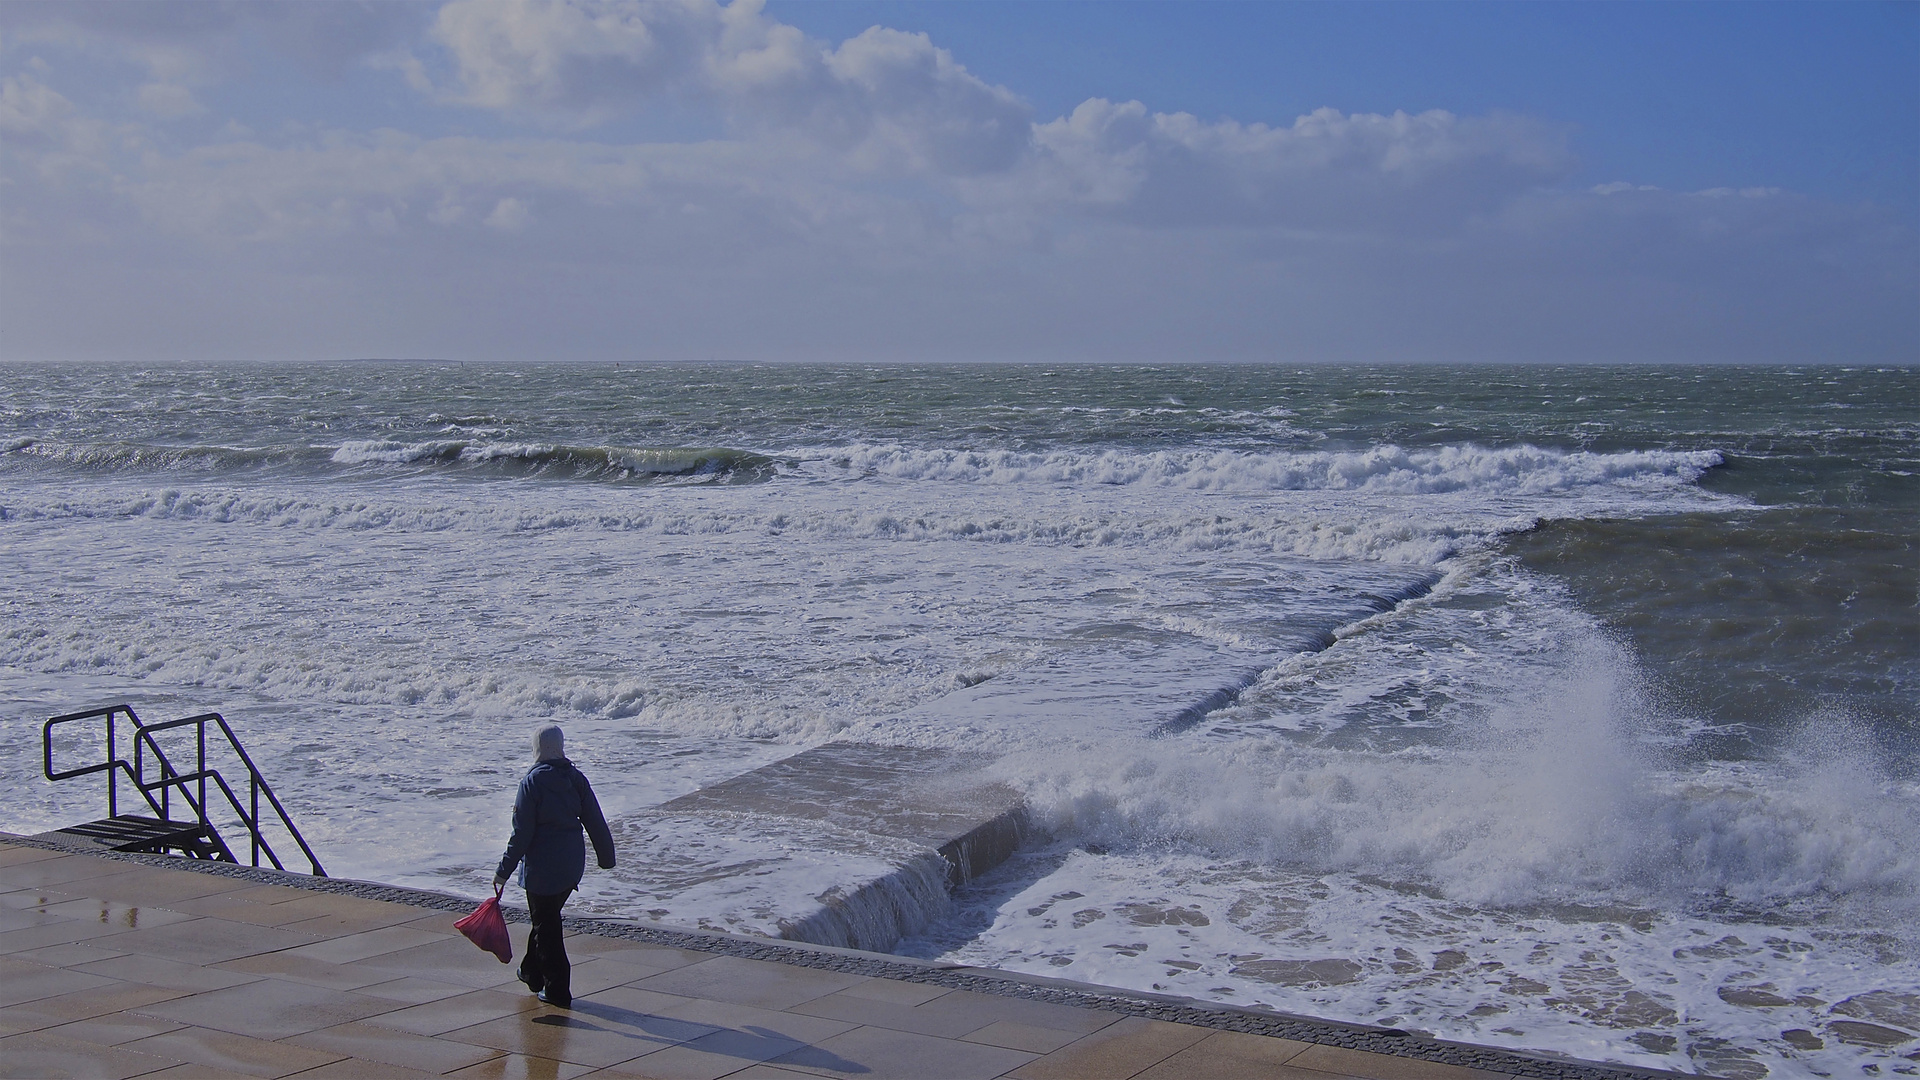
[3,834,1682,1080]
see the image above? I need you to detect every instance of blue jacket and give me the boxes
[495,758,615,895]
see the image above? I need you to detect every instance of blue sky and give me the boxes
[1,1,1914,363]
[771,1,1918,220]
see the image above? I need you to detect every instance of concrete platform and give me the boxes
[0,836,1665,1080]
[656,744,1031,952]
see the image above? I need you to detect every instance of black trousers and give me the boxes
[518,889,573,1002]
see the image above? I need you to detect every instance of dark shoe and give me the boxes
[536,989,571,1008]
[515,969,543,995]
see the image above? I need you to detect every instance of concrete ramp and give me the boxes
[661,743,1031,887]
[646,743,1031,953]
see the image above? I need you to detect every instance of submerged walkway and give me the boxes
[0,837,1660,1080]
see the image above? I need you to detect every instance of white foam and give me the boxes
[330,439,469,465]
[794,442,1723,496]
[912,629,1918,1075]
[999,649,1919,911]
[4,440,1910,1076]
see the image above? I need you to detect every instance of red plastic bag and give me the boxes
[454,893,512,964]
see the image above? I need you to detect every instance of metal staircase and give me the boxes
[42,704,326,876]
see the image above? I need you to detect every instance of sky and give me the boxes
[1,0,1914,364]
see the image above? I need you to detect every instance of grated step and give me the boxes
[53,815,232,860]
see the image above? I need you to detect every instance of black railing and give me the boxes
[43,704,326,876]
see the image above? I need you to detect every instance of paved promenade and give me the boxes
[0,837,1656,1079]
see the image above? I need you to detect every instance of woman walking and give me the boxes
[493,723,615,1007]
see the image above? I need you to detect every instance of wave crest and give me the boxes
[806,443,1723,494]
[329,440,782,482]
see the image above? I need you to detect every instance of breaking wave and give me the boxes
[328,441,783,483]
[1012,643,1920,912]
[5,437,1722,497]
[798,443,1724,495]
[0,438,786,484]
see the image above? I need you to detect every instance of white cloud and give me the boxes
[0,1,423,81]
[0,70,74,133]
[431,0,691,115]
[0,0,1912,363]
[484,196,531,230]
[1003,100,1573,232]
[810,26,1030,176]
[134,80,201,118]
[1698,186,1784,199]
[426,0,1030,176]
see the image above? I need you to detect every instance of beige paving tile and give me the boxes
[83,866,260,905]
[16,939,134,967]
[0,1027,188,1079]
[599,1038,793,1079]
[0,956,120,1008]
[134,975,394,1039]
[104,915,325,965]
[1007,1015,1214,1080]
[563,956,685,997]
[438,1011,674,1070]
[0,885,84,909]
[127,1024,349,1078]
[717,1067,832,1080]
[643,995,860,1050]
[278,899,428,933]
[290,1058,438,1079]
[217,882,315,902]
[923,988,1125,1037]
[769,1023,1037,1080]
[791,984,1120,1042]
[0,913,140,952]
[366,988,548,1037]
[0,903,72,932]
[35,895,202,932]
[0,853,140,888]
[388,907,475,934]
[141,1062,262,1079]
[962,1019,1095,1055]
[577,984,712,1023]
[0,978,191,1037]
[276,896,437,937]
[563,938,712,972]
[445,1051,599,1079]
[659,1023,821,1067]
[827,978,953,1007]
[1133,1030,1325,1080]
[281,922,466,965]
[76,949,268,992]
[43,1009,189,1047]
[342,931,530,990]
[0,841,69,867]
[634,955,867,1011]
[785,987,994,1040]
[165,892,345,927]
[349,974,476,1006]
[280,890,425,914]
[567,990,723,1045]
[215,949,403,991]
[289,1017,510,1073]
[1287,1044,1513,1080]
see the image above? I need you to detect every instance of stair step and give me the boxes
[51,815,230,858]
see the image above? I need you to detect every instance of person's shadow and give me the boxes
[532,999,870,1074]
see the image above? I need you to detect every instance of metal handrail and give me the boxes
[44,704,326,876]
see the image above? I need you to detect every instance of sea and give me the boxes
[1,361,1914,1077]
